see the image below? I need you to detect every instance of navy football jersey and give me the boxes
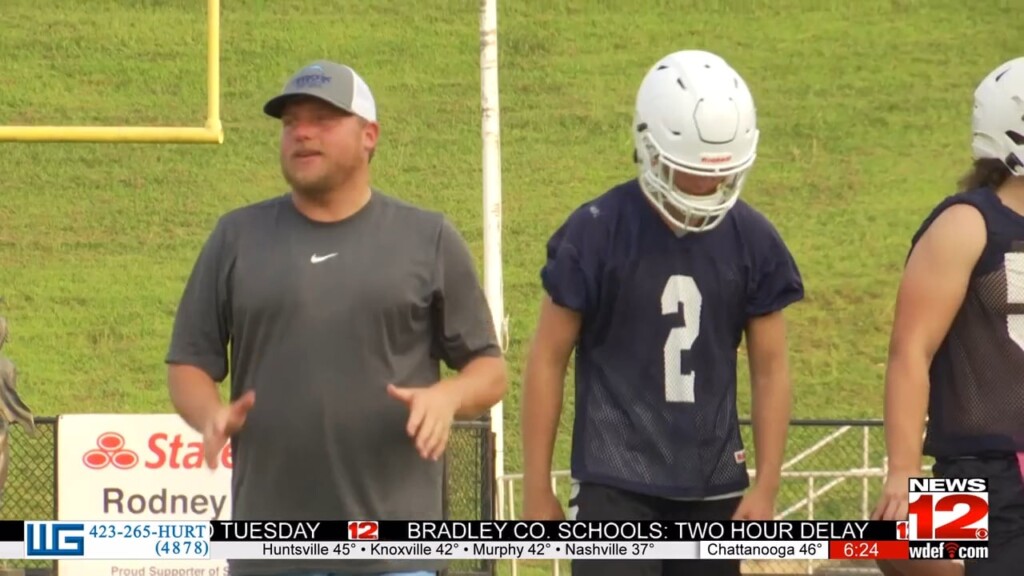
[542,179,804,499]
[914,186,1024,458]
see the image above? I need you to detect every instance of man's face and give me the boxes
[278,96,377,198]
[673,170,725,197]
[657,170,728,229]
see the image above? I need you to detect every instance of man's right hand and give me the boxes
[202,390,255,469]
[522,483,565,521]
[872,469,914,521]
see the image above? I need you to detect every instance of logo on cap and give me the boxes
[293,65,331,89]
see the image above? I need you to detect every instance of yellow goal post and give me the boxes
[0,0,223,144]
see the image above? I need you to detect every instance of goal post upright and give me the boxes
[480,0,507,518]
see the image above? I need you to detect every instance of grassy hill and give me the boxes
[1,0,1016,574]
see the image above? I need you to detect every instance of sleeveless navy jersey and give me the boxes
[913,186,1024,458]
[541,179,804,499]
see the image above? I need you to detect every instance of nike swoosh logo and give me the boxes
[310,253,338,264]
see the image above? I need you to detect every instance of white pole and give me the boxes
[480,0,506,517]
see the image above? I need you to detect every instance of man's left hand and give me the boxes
[732,485,777,520]
[387,381,461,461]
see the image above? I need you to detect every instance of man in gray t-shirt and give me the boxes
[165,60,507,576]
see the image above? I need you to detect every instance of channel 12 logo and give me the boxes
[896,478,989,541]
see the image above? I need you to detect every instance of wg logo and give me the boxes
[26,523,85,556]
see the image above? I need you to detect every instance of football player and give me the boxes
[521,49,805,576]
[873,56,1024,576]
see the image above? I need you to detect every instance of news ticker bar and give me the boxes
[7,521,989,562]
[0,519,908,542]
[5,538,990,561]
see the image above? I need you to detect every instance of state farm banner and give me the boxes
[56,414,231,576]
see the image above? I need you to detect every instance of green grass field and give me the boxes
[0,0,1018,573]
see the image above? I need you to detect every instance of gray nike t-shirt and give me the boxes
[166,190,501,574]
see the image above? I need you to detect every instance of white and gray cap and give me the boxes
[263,60,377,122]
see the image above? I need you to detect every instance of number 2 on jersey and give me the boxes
[662,274,702,403]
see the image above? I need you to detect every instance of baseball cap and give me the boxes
[263,60,377,122]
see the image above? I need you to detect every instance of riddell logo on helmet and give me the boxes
[82,431,232,470]
[700,153,733,164]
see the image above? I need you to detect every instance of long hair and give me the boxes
[957,158,1013,193]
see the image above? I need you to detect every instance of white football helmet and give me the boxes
[972,57,1024,176]
[633,50,759,233]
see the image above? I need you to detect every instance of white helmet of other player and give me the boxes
[971,56,1024,176]
[633,50,759,233]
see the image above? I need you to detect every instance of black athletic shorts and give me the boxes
[933,454,1024,576]
[568,481,743,576]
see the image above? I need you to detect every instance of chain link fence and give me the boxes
[1,417,57,573]
[739,420,893,576]
[0,417,496,576]
[445,419,497,576]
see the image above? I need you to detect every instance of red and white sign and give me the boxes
[904,477,989,541]
[57,414,232,576]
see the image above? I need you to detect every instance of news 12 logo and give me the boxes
[348,521,379,540]
[25,522,86,557]
[896,478,989,541]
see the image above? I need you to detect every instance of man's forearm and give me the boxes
[884,353,929,475]
[521,358,566,491]
[168,364,223,434]
[444,355,507,419]
[751,371,791,493]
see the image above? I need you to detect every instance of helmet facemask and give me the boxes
[636,128,755,234]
